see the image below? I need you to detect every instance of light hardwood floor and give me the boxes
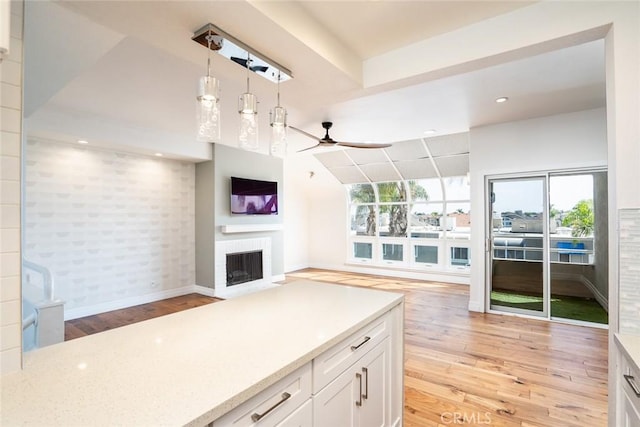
[65,269,608,426]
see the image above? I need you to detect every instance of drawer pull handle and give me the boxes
[250,392,291,422]
[362,367,369,400]
[350,336,371,351]
[625,374,640,397]
[355,373,363,407]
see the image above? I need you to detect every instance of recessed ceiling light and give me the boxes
[495,97,509,103]
[154,153,163,157]
[423,129,437,135]
[77,139,89,144]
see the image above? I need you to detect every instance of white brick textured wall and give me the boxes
[0,0,24,374]
[619,209,640,334]
[24,140,196,312]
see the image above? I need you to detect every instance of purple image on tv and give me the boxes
[230,177,278,215]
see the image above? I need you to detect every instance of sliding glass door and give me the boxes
[549,172,608,324]
[487,171,608,324]
[489,177,547,317]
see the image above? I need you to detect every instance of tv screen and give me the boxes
[230,177,278,215]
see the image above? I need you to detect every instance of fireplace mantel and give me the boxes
[220,224,283,234]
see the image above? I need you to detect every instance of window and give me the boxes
[382,243,404,261]
[346,175,471,273]
[350,205,376,236]
[353,242,373,260]
[415,245,438,264]
[379,204,407,237]
[348,183,375,203]
[410,203,443,238]
[450,247,470,266]
[376,182,405,202]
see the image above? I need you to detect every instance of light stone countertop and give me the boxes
[616,333,640,373]
[1,280,403,426]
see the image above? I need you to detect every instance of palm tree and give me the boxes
[562,199,594,237]
[349,181,428,237]
[349,184,376,236]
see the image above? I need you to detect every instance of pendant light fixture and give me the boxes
[192,22,293,151]
[269,72,287,157]
[238,53,259,151]
[196,28,222,143]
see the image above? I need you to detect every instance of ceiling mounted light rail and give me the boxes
[192,23,292,84]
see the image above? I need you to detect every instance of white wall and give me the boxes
[282,156,311,272]
[292,154,347,270]
[0,0,23,374]
[468,108,607,311]
[309,164,348,270]
[24,140,196,319]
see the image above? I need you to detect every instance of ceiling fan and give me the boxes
[230,57,269,73]
[289,122,392,152]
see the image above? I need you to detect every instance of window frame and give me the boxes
[346,177,471,275]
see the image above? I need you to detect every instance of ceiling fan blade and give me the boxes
[230,56,247,68]
[289,126,322,143]
[290,123,392,151]
[337,142,392,149]
[297,143,322,152]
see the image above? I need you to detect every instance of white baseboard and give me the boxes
[65,278,290,320]
[308,262,470,285]
[64,285,198,320]
[581,277,608,312]
[212,282,279,299]
[194,285,216,297]
[284,264,310,273]
[468,300,484,312]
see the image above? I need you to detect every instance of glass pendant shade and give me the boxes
[269,105,287,156]
[238,92,258,150]
[196,76,221,142]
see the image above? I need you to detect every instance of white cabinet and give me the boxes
[623,392,640,427]
[313,339,390,427]
[312,304,403,427]
[617,337,640,427]
[212,304,403,427]
[213,363,312,427]
[359,339,388,427]
[620,351,640,427]
[275,399,312,427]
[313,309,392,393]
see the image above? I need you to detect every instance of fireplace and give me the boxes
[226,250,263,286]
[214,237,275,298]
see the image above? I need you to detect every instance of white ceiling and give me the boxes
[22,1,605,161]
[296,1,535,59]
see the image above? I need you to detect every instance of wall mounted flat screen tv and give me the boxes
[230,177,278,215]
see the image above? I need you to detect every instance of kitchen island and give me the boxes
[1,280,404,426]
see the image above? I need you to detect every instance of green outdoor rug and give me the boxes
[490,291,608,324]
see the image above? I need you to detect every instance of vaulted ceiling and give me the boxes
[22,1,605,161]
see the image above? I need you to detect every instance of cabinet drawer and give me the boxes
[274,399,312,427]
[214,363,312,427]
[623,356,640,414]
[313,310,391,393]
